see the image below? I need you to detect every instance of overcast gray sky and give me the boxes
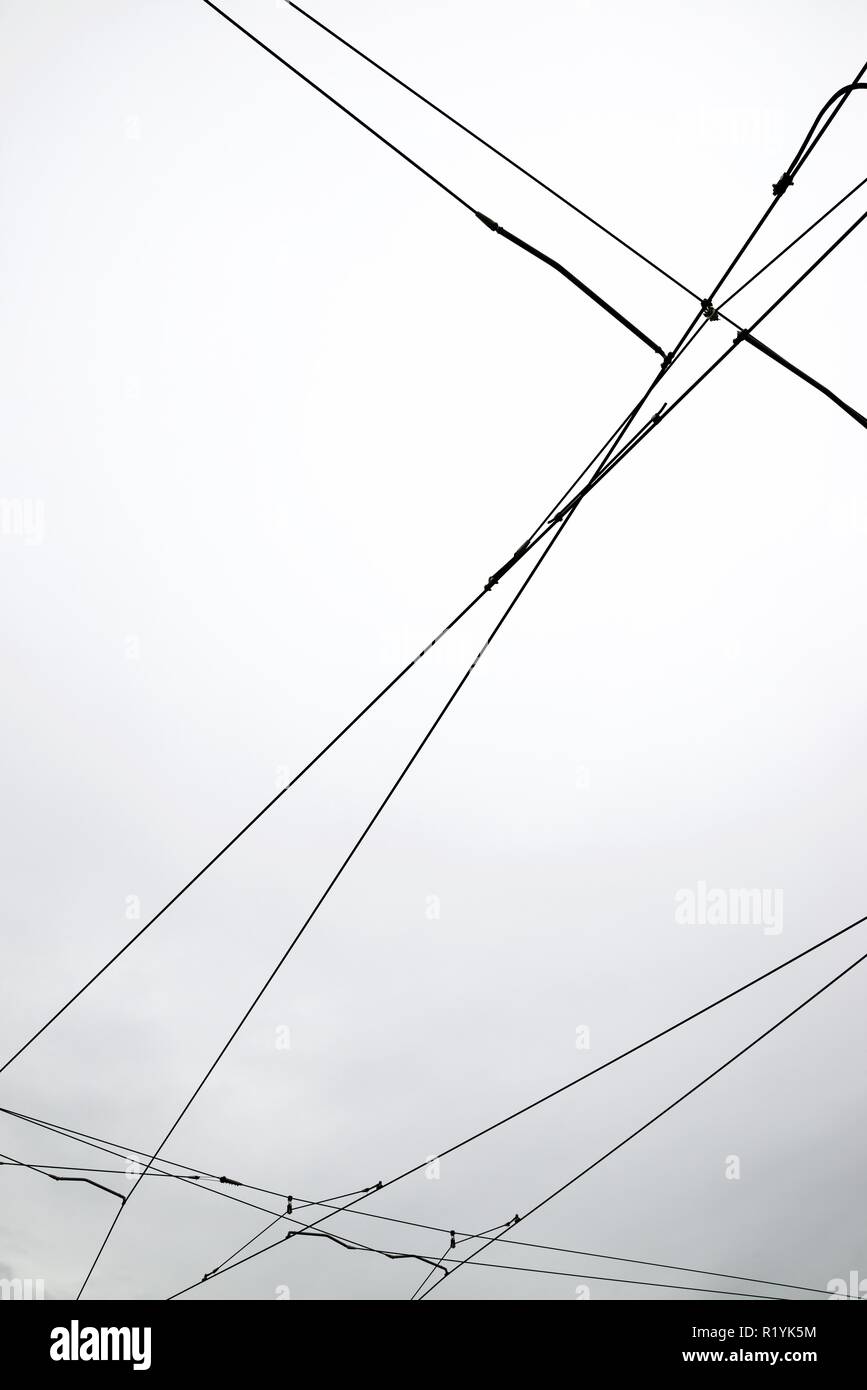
[1,0,866,1301]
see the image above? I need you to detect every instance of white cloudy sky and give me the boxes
[1,0,866,1301]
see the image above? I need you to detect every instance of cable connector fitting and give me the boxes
[700,299,719,321]
[449,1230,456,1250]
[772,170,794,197]
[486,539,530,592]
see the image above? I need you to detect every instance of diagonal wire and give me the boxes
[1,1099,852,1299]
[73,500,584,1299]
[421,943,867,1297]
[169,1222,790,1302]
[5,30,864,1097]
[200,1,664,355]
[0,588,486,1079]
[282,1,696,299]
[174,905,867,1294]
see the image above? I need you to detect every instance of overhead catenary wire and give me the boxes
[291,0,867,422]
[488,198,867,595]
[64,136,761,1292]
[0,1148,124,1203]
[76,272,689,1296]
[656,58,867,381]
[736,333,867,431]
[281,3,867,330]
[280,0,866,438]
[0,4,699,1086]
[522,182,867,550]
[474,212,668,357]
[73,502,586,1299]
[180,905,867,1293]
[786,81,867,182]
[552,200,867,521]
[420,942,867,1298]
[199,1,665,357]
[4,1097,849,1300]
[281,1,697,300]
[20,21,867,1301]
[285,0,867,413]
[0,587,487,1080]
[170,1225,790,1303]
[5,26,864,1101]
[0,1162,189,1178]
[76,80,867,1296]
[718,172,867,309]
[83,173,832,1287]
[0,265,822,1256]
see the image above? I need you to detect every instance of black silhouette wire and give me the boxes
[74,104,867,1300]
[200,1,665,357]
[418,944,867,1297]
[4,28,864,1094]
[152,905,867,1298]
[10,8,865,1300]
[283,1,865,426]
[172,71,867,1292]
[0,1147,124,1203]
[6,1116,834,1297]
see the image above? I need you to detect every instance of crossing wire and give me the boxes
[154,904,867,1297]
[10,10,861,1295]
[283,1,864,421]
[200,1,665,356]
[73,75,867,1298]
[419,942,867,1297]
[4,1113,834,1297]
[4,23,864,1094]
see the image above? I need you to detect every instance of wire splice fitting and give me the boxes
[486,539,530,592]
[475,210,502,233]
[772,171,794,197]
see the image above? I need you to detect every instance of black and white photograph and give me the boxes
[1,0,865,1365]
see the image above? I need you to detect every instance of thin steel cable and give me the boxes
[191,905,867,1286]
[149,211,867,1291]
[423,943,867,1297]
[718,173,867,309]
[1,1098,849,1299]
[6,33,863,1093]
[283,1,697,299]
[0,588,486,1078]
[171,1221,789,1302]
[201,1,664,356]
[74,504,581,1299]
